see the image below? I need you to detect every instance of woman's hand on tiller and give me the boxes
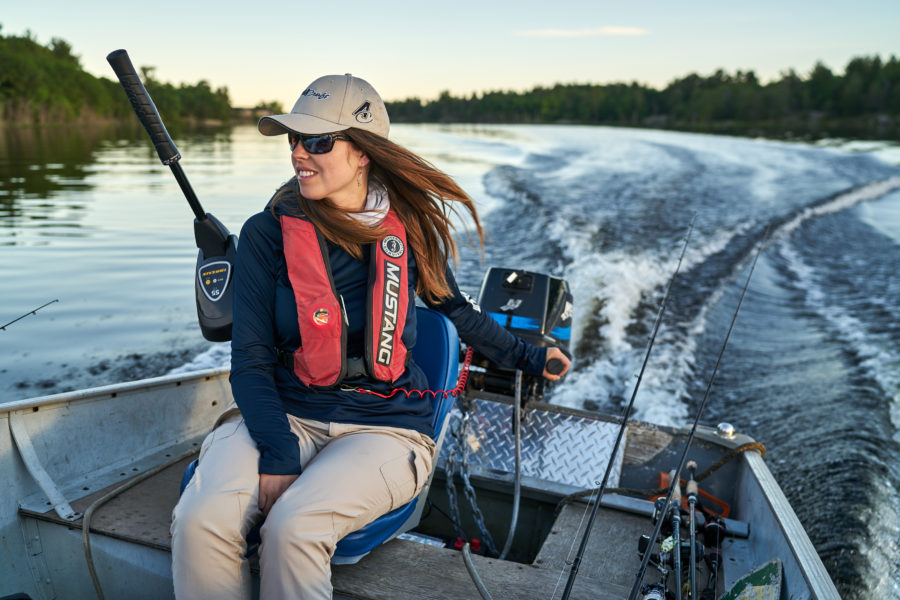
[542,347,571,381]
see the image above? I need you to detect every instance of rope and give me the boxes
[462,543,494,600]
[498,370,523,561]
[552,442,766,516]
[82,448,199,600]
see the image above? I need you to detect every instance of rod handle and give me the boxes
[669,469,682,503]
[686,460,698,499]
[686,479,698,498]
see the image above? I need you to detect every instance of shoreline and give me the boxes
[1,116,898,145]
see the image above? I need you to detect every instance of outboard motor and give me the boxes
[468,267,573,402]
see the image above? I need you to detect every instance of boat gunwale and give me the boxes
[1,366,230,414]
[742,450,842,599]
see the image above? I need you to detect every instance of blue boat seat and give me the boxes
[180,306,460,565]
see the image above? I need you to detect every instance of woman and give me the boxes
[171,74,570,600]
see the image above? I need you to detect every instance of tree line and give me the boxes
[2,27,897,140]
[0,28,277,126]
[386,56,900,140]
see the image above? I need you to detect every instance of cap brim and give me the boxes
[258,114,351,136]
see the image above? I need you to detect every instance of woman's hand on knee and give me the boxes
[259,473,299,516]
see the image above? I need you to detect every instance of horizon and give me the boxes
[2,0,898,108]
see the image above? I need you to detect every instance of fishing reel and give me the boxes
[650,497,685,536]
[702,517,725,576]
[466,267,573,408]
[651,497,672,528]
[637,534,672,577]
[638,535,704,571]
[639,583,672,600]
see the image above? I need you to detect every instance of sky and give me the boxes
[3,0,898,109]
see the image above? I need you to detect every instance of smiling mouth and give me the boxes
[296,170,317,180]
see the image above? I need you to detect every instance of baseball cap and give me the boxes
[258,74,390,138]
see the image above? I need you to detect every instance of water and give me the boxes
[2,123,899,598]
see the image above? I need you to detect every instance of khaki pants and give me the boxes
[171,413,435,600]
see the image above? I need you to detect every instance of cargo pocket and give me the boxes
[379,452,418,511]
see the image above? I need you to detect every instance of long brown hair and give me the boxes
[270,128,484,303]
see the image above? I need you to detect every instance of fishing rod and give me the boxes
[558,214,696,600]
[1,299,59,331]
[627,233,767,600]
[686,460,699,600]
[669,471,683,600]
[106,49,236,342]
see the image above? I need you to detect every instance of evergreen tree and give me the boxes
[0,29,235,125]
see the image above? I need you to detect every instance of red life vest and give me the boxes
[280,209,410,388]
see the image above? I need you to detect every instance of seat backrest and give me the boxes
[411,305,460,437]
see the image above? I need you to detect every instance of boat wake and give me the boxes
[466,136,900,598]
[167,342,231,375]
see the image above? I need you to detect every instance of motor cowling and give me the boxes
[468,267,573,402]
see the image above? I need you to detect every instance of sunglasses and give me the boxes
[287,132,352,154]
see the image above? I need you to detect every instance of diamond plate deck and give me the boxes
[439,397,625,489]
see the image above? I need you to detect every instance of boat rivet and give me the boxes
[717,422,735,439]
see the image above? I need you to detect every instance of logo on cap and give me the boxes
[353,101,374,124]
[312,307,331,327]
[302,88,331,100]
[381,235,404,258]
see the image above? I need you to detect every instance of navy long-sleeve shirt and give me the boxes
[230,207,548,475]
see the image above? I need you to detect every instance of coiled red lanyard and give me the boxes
[353,347,474,399]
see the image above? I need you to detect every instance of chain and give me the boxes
[444,392,502,556]
[459,408,500,556]
[444,418,466,540]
